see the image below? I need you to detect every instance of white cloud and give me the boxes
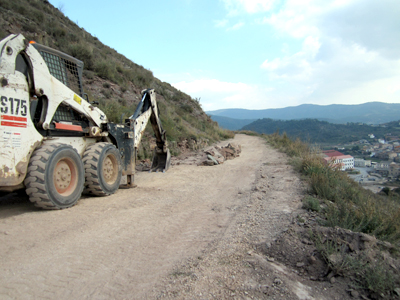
[214,19,228,28]
[324,0,400,60]
[262,0,400,57]
[261,36,321,82]
[214,19,244,31]
[228,21,245,30]
[173,79,252,94]
[221,0,276,15]
[258,0,400,107]
[172,79,273,110]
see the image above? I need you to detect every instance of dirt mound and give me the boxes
[172,142,242,166]
[263,210,400,299]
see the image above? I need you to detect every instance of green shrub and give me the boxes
[311,231,396,296]
[22,21,37,32]
[117,98,127,106]
[101,89,112,99]
[32,10,44,23]
[83,70,95,79]
[15,4,27,15]
[51,26,66,38]
[359,262,395,296]
[133,73,153,89]
[314,235,360,275]
[179,103,193,113]
[0,0,11,9]
[265,131,310,157]
[120,84,128,93]
[302,196,321,212]
[94,60,115,81]
[69,44,94,70]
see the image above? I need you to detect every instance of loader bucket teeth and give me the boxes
[151,149,171,172]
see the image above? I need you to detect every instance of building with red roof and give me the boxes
[322,150,345,157]
[322,150,354,170]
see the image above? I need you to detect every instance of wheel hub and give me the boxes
[103,156,115,182]
[53,159,77,195]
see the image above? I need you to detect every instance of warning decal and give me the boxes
[73,94,82,105]
[2,131,22,148]
[1,115,27,128]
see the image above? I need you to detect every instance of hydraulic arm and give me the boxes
[131,89,171,172]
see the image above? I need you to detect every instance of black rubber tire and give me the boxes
[24,143,85,209]
[83,142,122,196]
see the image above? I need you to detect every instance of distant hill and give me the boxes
[207,102,400,127]
[242,118,400,144]
[209,115,257,131]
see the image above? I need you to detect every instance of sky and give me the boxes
[48,0,400,111]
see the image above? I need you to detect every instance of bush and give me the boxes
[302,196,320,212]
[101,89,112,99]
[69,44,94,70]
[15,4,27,15]
[94,60,115,81]
[32,10,44,23]
[179,103,193,113]
[359,262,395,296]
[0,0,11,9]
[133,72,153,89]
[266,131,309,157]
[22,22,36,32]
[312,230,396,296]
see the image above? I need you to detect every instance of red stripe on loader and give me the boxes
[55,123,83,132]
[1,121,27,128]
[1,115,27,122]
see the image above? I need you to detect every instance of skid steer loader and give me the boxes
[0,34,171,209]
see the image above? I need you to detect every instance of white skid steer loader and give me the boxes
[0,34,170,209]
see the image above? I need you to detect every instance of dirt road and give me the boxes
[0,134,312,299]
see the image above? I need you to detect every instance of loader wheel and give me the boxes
[83,143,122,196]
[24,144,85,209]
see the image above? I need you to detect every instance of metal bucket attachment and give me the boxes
[150,148,171,172]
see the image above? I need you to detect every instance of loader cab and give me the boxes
[31,42,85,97]
[28,42,91,137]
[12,42,88,133]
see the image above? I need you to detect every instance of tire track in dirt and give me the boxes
[149,140,307,299]
[0,134,267,299]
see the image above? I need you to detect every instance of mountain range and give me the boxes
[207,102,400,130]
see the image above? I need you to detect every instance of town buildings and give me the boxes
[331,136,400,180]
[322,150,354,171]
[354,158,372,167]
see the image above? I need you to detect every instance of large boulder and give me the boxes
[201,143,241,166]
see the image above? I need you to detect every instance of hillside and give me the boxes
[208,115,257,131]
[0,0,231,156]
[208,102,400,127]
[242,118,400,144]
